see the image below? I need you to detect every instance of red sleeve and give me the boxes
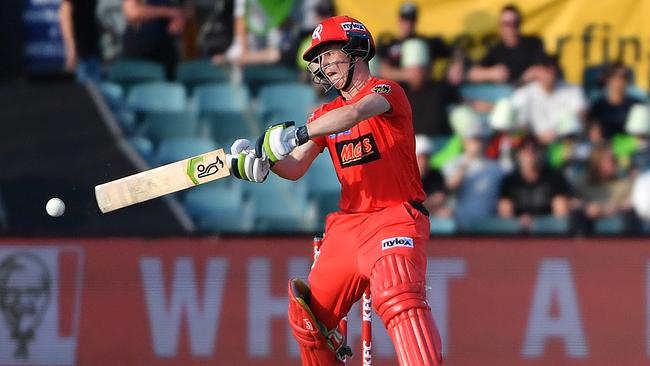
[369,79,411,127]
[307,106,327,152]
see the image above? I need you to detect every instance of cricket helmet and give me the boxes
[302,15,375,62]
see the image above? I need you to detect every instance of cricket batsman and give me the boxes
[228,15,443,365]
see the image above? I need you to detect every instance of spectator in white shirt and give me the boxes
[512,54,587,144]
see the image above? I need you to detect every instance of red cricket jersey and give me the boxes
[309,77,425,213]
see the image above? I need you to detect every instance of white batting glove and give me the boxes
[257,121,310,163]
[227,139,270,183]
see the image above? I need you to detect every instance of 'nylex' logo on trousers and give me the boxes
[381,237,413,250]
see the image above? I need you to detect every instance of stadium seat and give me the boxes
[127,136,155,164]
[99,81,124,105]
[530,215,569,235]
[193,83,250,114]
[248,175,316,232]
[183,183,243,219]
[176,59,229,92]
[466,217,522,234]
[193,83,258,141]
[243,64,299,96]
[459,83,513,104]
[259,83,316,122]
[107,59,165,90]
[594,215,625,235]
[305,151,339,196]
[128,82,187,119]
[155,137,217,166]
[588,85,649,103]
[201,114,256,146]
[197,211,254,233]
[429,217,456,235]
[138,111,200,146]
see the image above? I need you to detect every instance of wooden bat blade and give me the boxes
[95,148,230,213]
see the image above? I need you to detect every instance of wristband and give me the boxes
[296,125,310,146]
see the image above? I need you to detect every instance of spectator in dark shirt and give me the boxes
[122,0,190,79]
[588,62,642,142]
[377,2,429,91]
[59,0,102,83]
[498,136,571,229]
[467,4,545,85]
[377,2,458,135]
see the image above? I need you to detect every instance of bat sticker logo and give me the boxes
[187,155,224,185]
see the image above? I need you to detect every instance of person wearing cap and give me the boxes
[467,4,546,84]
[498,135,572,230]
[226,15,443,365]
[416,135,451,217]
[377,2,458,136]
[511,53,587,144]
[377,2,428,91]
[442,107,503,229]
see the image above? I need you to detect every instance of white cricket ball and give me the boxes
[46,198,66,217]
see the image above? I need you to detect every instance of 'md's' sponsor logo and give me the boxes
[334,133,381,168]
[381,237,414,250]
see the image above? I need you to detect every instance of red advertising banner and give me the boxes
[0,237,649,365]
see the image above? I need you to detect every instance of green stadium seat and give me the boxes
[197,211,253,233]
[429,217,456,235]
[259,83,316,122]
[128,82,187,119]
[183,183,243,219]
[138,111,200,146]
[466,217,522,234]
[201,113,256,146]
[459,83,513,104]
[305,151,339,196]
[99,81,124,104]
[594,215,625,235]
[193,83,250,114]
[243,64,299,96]
[176,59,229,92]
[127,136,155,164]
[193,83,258,141]
[530,215,569,235]
[155,137,217,166]
[108,59,165,90]
[248,175,316,232]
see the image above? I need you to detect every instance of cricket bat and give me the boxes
[95,148,230,213]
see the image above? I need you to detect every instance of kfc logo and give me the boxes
[312,24,323,41]
[0,247,83,365]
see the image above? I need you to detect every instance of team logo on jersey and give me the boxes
[334,133,381,168]
[340,22,367,32]
[381,237,414,250]
[371,84,391,94]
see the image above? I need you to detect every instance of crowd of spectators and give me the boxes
[59,0,650,234]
